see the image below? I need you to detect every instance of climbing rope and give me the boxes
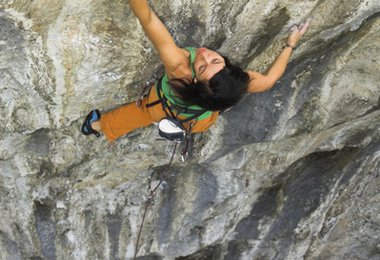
[134,142,178,259]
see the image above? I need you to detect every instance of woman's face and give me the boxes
[194,48,225,83]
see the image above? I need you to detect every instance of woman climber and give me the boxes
[81,0,310,142]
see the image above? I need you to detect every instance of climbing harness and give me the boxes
[134,142,178,259]
[147,78,206,137]
[140,77,205,159]
[146,77,208,122]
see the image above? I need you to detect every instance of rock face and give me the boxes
[0,0,379,259]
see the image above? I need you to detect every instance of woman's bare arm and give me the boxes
[247,19,310,93]
[247,47,293,93]
[128,0,186,72]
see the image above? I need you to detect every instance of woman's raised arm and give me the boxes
[128,0,186,72]
[247,19,310,93]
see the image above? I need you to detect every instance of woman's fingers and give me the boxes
[298,18,311,35]
[287,18,311,47]
[290,25,298,32]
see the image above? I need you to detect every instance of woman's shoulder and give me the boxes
[165,48,194,80]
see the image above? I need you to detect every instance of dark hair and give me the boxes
[169,56,249,111]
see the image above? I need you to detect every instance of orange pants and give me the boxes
[100,85,219,142]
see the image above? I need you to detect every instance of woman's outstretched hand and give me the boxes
[247,19,311,93]
[287,19,311,48]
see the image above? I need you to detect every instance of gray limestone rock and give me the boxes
[0,0,379,259]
